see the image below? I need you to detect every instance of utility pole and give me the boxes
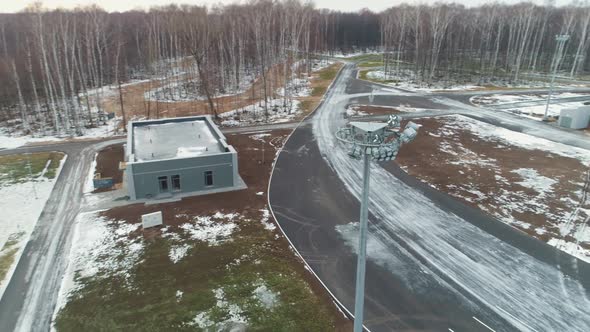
[335,115,420,332]
[543,34,569,121]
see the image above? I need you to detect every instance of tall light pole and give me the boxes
[335,115,420,332]
[543,34,570,121]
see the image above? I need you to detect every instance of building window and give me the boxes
[171,175,181,191]
[158,176,168,192]
[204,171,213,186]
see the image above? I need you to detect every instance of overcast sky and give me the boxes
[1,0,571,13]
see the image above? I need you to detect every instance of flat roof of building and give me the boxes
[129,116,227,162]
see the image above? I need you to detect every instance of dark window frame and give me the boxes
[171,175,181,191]
[158,176,168,192]
[204,171,213,186]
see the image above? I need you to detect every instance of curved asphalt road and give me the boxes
[269,63,590,331]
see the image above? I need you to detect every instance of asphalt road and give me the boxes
[269,63,590,331]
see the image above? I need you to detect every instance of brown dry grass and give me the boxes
[84,129,351,331]
[395,117,590,250]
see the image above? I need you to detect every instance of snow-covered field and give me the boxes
[365,69,481,92]
[404,115,590,261]
[345,105,369,117]
[0,154,66,299]
[363,68,588,94]
[470,92,589,120]
[0,116,122,150]
[276,77,312,98]
[219,99,301,127]
[144,72,256,102]
[54,211,144,316]
[471,92,589,106]
[189,280,279,330]
[506,101,587,119]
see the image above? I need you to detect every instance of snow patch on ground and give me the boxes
[259,208,276,231]
[508,101,586,119]
[548,237,589,260]
[219,99,301,127]
[0,155,66,300]
[144,72,255,102]
[471,92,589,106]
[252,281,279,309]
[426,115,590,262]
[189,279,279,330]
[442,114,590,163]
[179,215,238,246]
[84,153,98,194]
[0,129,61,150]
[0,116,121,150]
[277,77,311,98]
[511,168,557,194]
[169,244,191,264]
[366,70,481,93]
[54,212,144,315]
[190,287,248,330]
[345,105,368,117]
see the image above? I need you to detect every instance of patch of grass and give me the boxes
[358,69,369,80]
[0,232,25,281]
[312,86,327,97]
[0,248,19,282]
[358,69,398,84]
[299,100,315,113]
[55,214,335,331]
[357,60,383,68]
[318,65,339,81]
[0,152,64,186]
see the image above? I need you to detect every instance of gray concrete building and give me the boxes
[124,115,244,200]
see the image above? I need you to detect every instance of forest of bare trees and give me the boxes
[379,2,590,84]
[0,1,588,137]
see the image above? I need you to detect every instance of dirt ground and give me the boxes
[101,60,343,125]
[93,144,124,192]
[89,129,351,331]
[358,105,401,115]
[395,116,590,253]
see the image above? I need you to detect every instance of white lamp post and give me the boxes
[335,115,420,332]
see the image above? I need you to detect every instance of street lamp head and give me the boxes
[387,114,401,129]
[400,121,420,143]
[335,117,419,162]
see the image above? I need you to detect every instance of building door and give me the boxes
[158,176,169,192]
